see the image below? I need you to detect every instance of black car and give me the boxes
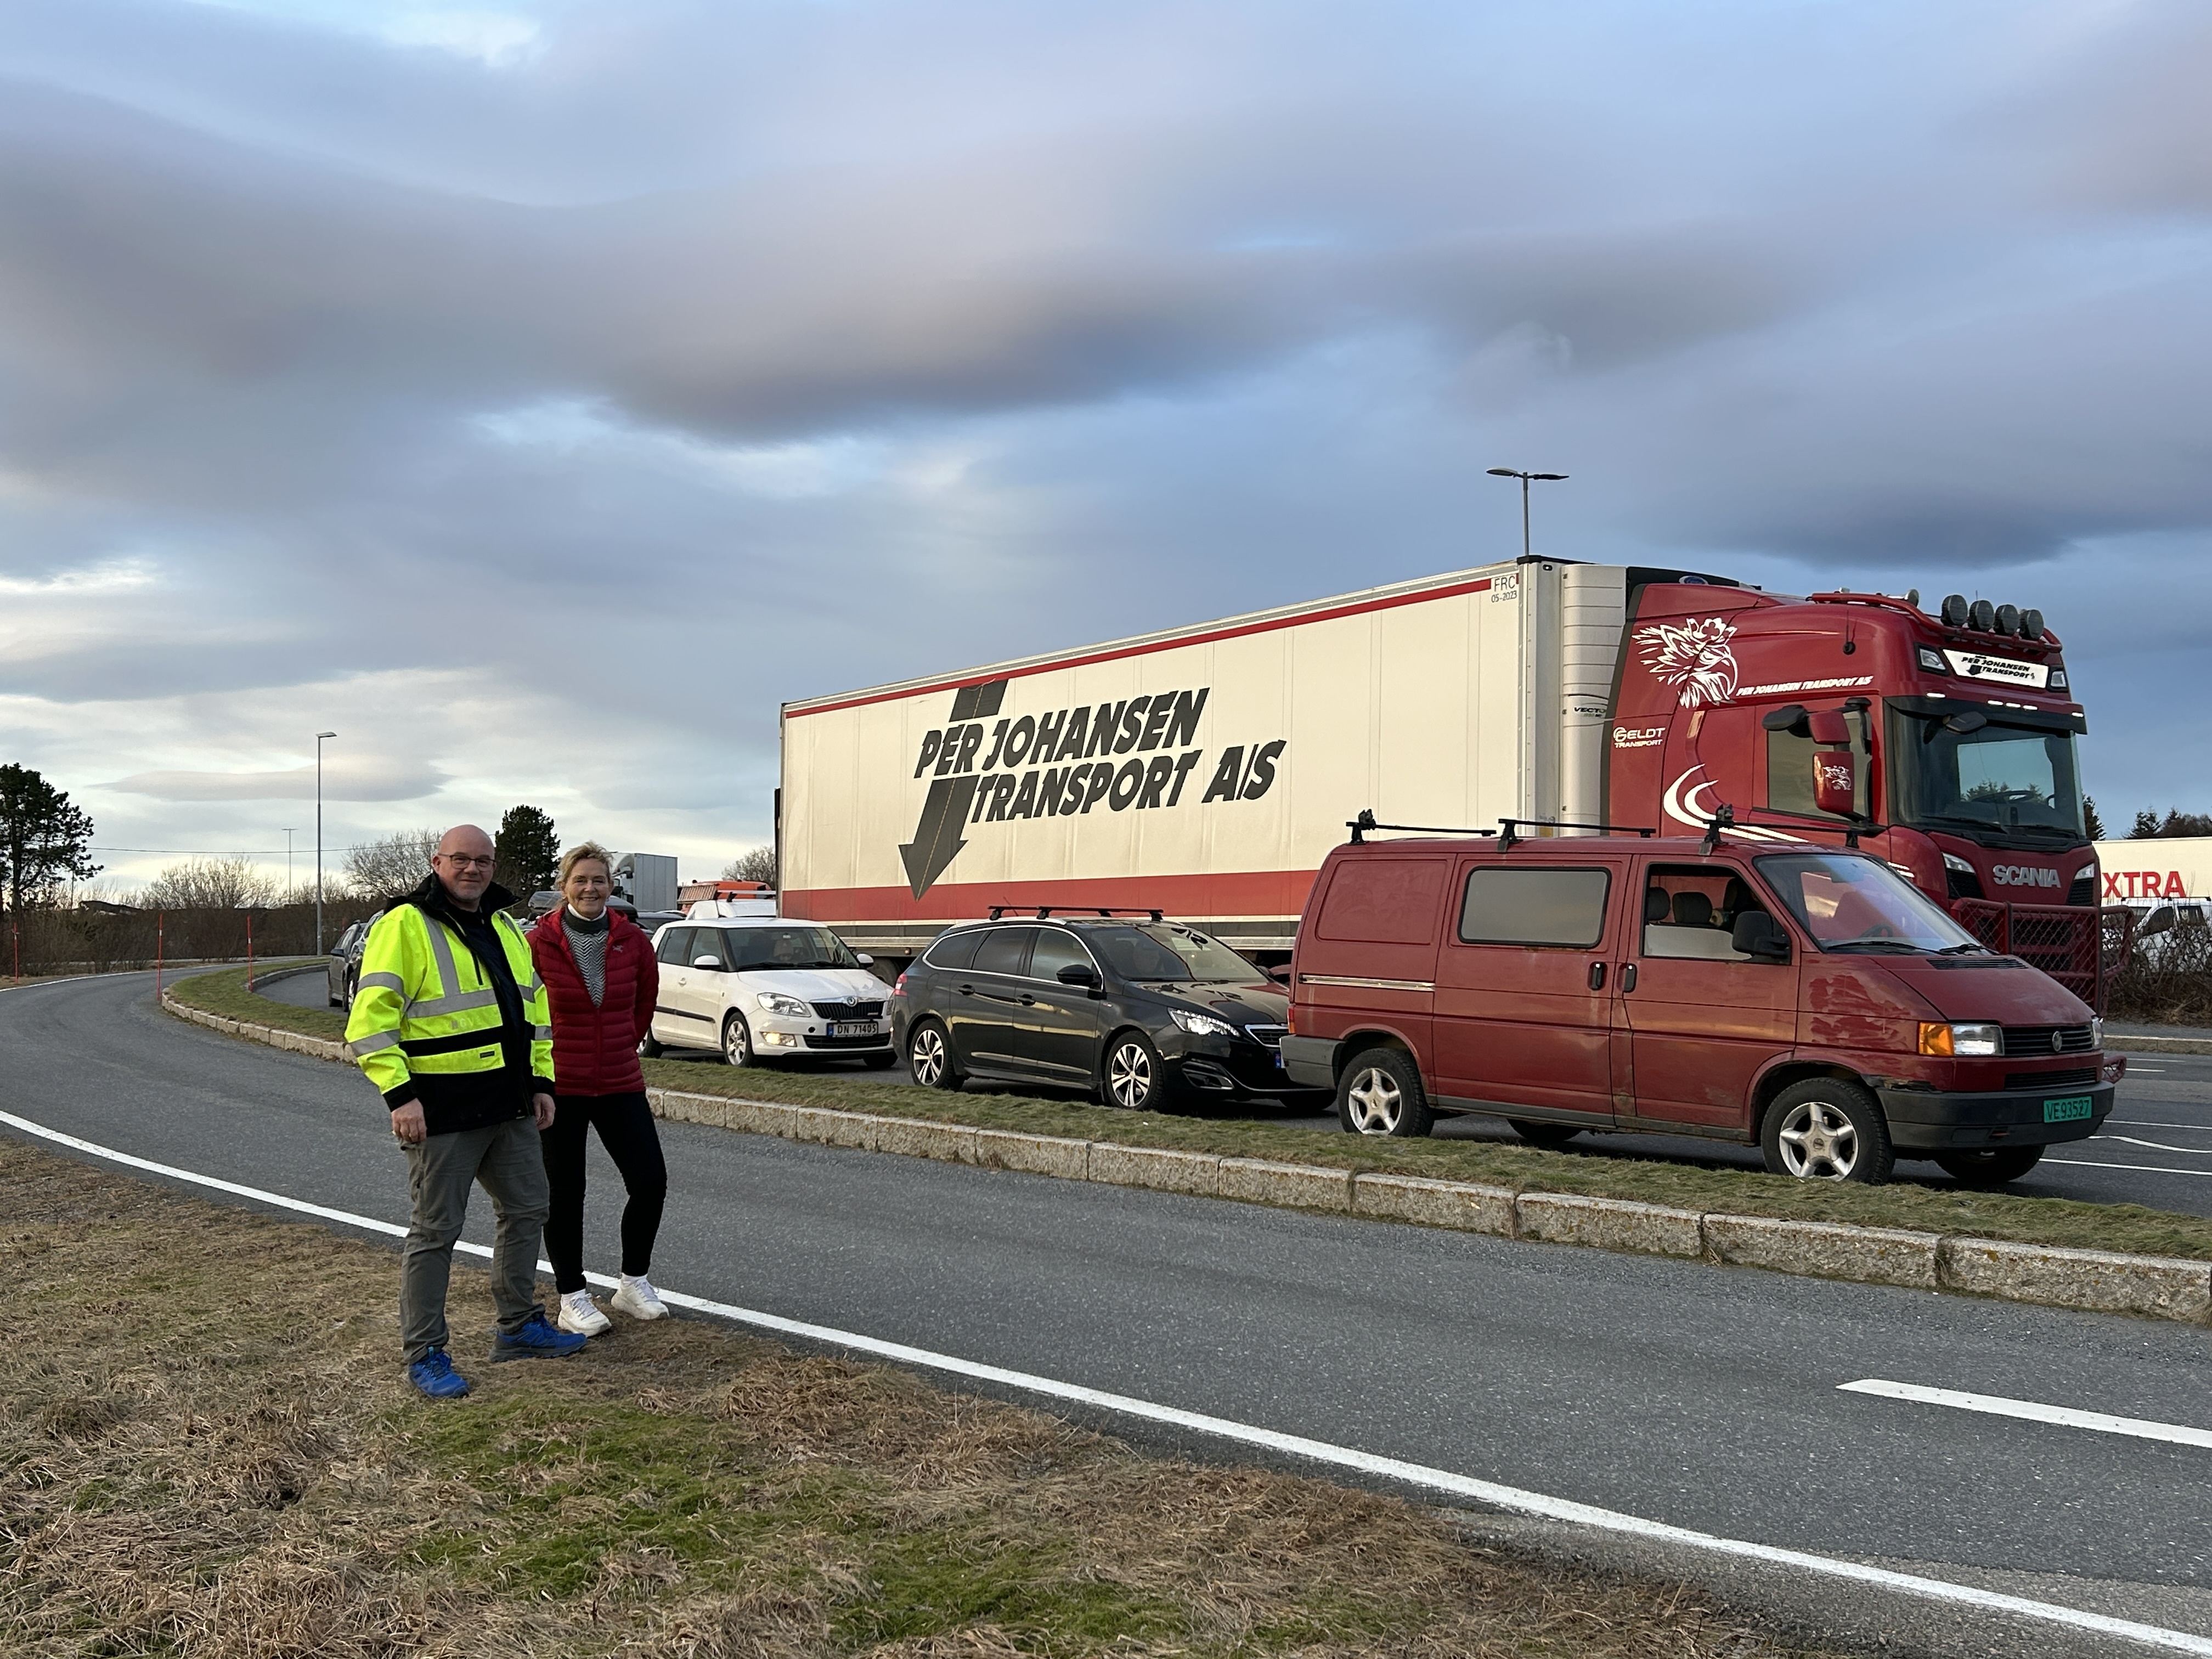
[890,912,1321,1111]
[326,916,376,1009]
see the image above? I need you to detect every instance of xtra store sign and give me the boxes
[898,679,1287,897]
[2091,837,2212,901]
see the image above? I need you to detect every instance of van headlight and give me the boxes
[1171,1009,1237,1039]
[1918,1022,2000,1057]
[758,993,810,1018]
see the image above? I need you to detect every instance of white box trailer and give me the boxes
[780,558,1632,960]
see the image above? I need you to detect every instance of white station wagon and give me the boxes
[642,917,896,1069]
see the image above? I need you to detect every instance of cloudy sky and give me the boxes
[3,0,2208,890]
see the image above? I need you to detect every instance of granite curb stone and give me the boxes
[1218,1158,1352,1212]
[1703,1213,1941,1289]
[1939,1235,2212,1321]
[1088,1141,1222,1197]
[1350,1172,1516,1235]
[1515,1193,1706,1258]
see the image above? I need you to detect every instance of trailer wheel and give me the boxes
[1935,1146,2044,1186]
[907,1020,963,1090]
[1761,1079,1893,1183]
[1338,1048,1434,1138]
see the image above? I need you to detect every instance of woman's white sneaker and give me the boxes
[611,1275,669,1321]
[557,1289,612,1335]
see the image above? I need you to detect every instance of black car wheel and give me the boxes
[1103,1032,1169,1110]
[907,1020,963,1090]
[1337,1047,1434,1137]
[1934,1146,2044,1186]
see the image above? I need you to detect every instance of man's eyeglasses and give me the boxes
[439,854,496,870]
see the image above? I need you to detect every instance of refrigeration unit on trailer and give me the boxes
[781,560,2121,1004]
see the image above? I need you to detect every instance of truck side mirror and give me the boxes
[1806,709,1852,746]
[1731,911,1792,962]
[1812,751,1859,817]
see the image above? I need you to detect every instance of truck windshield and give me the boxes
[1755,852,1986,955]
[1087,924,1259,983]
[1886,709,2087,847]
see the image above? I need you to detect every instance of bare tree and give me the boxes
[140,856,280,910]
[722,845,777,885]
[345,828,442,899]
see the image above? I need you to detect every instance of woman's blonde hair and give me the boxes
[558,840,616,887]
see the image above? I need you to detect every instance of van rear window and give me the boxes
[1315,859,1447,944]
[1458,867,1611,947]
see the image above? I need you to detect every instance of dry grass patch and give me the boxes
[1,1138,1825,1658]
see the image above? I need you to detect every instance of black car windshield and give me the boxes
[1888,709,2087,845]
[724,926,861,971]
[1755,852,1985,955]
[1087,924,1258,983]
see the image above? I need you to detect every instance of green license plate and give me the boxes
[2043,1095,2094,1123]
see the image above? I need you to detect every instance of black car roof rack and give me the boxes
[985,904,1166,922]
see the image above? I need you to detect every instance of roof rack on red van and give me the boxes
[1342,809,1656,847]
[984,904,1166,922]
[1701,803,1889,854]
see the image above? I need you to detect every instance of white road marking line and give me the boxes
[4,1111,2210,1654]
[1841,1379,2212,1450]
[2107,1119,2212,1130]
[2043,1158,2212,1177]
[2096,1135,2212,1155]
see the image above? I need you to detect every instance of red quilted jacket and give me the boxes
[530,908,658,1097]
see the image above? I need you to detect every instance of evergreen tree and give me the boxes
[495,805,560,899]
[0,765,100,916]
[2082,796,2104,840]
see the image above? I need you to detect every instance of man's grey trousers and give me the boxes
[400,1116,549,1363]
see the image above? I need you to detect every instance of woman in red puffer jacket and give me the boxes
[531,840,666,1335]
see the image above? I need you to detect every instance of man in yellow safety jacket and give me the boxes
[346,822,587,1398]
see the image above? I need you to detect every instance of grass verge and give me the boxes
[0,1136,1830,1658]
[171,965,2212,1264]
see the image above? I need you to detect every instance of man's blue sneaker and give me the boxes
[490,1310,588,1362]
[408,1348,471,1399]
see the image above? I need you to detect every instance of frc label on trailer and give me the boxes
[898,680,1288,898]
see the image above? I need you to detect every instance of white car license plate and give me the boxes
[831,1020,873,1039]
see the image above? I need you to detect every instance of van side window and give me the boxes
[924,929,985,970]
[656,927,693,966]
[1767,708,1870,820]
[1316,859,1447,944]
[1458,868,1610,947]
[1641,866,1760,961]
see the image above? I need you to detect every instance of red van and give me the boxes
[1279,832,2120,1184]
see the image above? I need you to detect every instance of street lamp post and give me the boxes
[315,733,336,955]
[1486,467,1570,559]
[281,828,296,899]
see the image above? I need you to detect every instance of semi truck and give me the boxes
[781,558,2122,1005]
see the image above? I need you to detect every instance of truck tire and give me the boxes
[1509,1120,1583,1148]
[1760,1079,1894,1184]
[1338,1048,1434,1138]
[907,1020,963,1090]
[1934,1146,2044,1186]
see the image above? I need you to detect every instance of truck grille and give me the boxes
[810,1000,884,1020]
[2004,1067,2100,1090]
[1946,868,1986,901]
[2067,875,2096,906]
[2000,1024,2097,1056]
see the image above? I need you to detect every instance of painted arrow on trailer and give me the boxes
[900,775,979,898]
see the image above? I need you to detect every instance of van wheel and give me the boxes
[1935,1146,2044,1186]
[1762,1080,1893,1183]
[721,1013,758,1068]
[907,1020,963,1091]
[1338,1049,1434,1138]
[1104,1032,1171,1111]
[1509,1120,1583,1148]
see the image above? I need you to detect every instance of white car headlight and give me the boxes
[1171,1008,1237,1039]
[758,992,811,1019]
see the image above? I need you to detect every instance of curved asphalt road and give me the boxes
[7,969,2211,1656]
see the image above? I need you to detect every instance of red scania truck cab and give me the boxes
[1606,583,2115,1006]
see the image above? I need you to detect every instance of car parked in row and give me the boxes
[890,909,1322,1112]
[642,917,897,1068]
[1279,831,2121,1185]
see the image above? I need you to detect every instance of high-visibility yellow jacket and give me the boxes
[345,878,552,1131]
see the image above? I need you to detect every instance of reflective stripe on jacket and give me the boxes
[345,887,552,1124]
